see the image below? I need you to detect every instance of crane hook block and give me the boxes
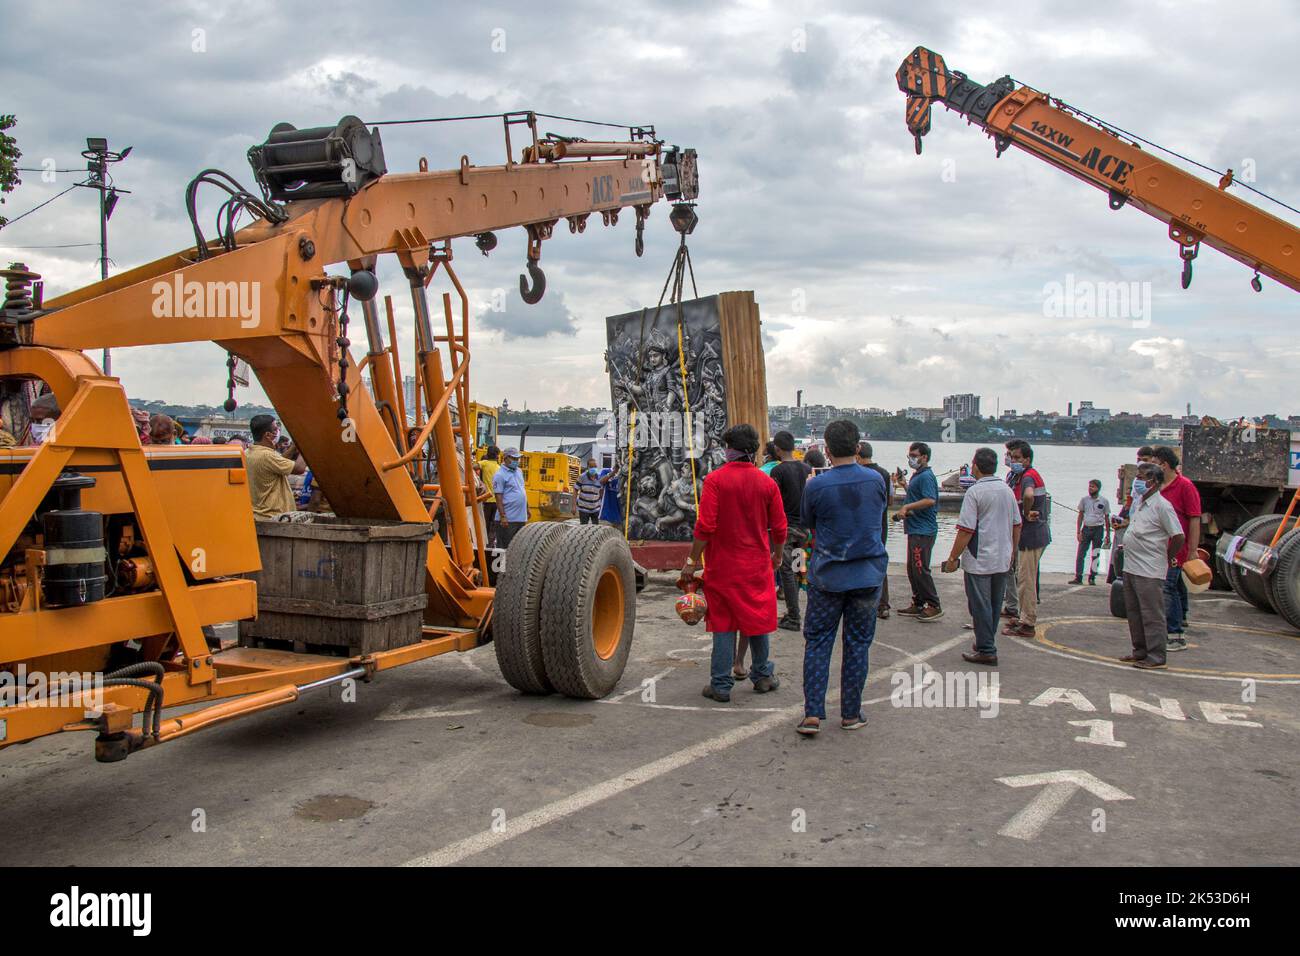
[520,259,546,304]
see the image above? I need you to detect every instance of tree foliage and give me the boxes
[0,114,22,229]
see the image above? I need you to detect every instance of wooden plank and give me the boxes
[253,593,427,620]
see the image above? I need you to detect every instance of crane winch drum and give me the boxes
[248,115,387,201]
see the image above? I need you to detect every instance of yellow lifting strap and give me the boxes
[674,308,700,519]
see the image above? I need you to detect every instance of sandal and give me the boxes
[796,717,821,736]
[732,668,748,680]
[841,714,868,731]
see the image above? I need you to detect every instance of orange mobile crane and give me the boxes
[896,47,1300,293]
[0,112,697,760]
[896,47,1300,625]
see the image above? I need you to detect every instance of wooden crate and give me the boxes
[239,518,432,656]
[717,290,769,449]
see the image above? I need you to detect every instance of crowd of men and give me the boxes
[676,420,1201,737]
[157,399,1202,690]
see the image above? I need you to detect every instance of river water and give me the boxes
[521,434,1139,575]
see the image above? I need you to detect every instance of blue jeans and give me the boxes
[964,571,1008,656]
[1163,565,1187,635]
[710,631,773,694]
[802,584,879,720]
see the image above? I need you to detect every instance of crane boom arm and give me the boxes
[896,46,1300,292]
[14,119,697,628]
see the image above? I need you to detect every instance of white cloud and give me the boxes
[1,0,1298,418]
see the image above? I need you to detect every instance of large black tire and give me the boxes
[1223,514,1284,613]
[1266,528,1300,629]
[539,525,635,699]
[492,522,568,694]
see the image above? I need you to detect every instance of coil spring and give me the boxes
[1,262,41,313]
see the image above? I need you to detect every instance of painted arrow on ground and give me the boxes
[996,770,1133,840]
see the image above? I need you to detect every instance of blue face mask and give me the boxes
[1131,478,1148,497]
[1009,461,1026,474]
[587,468,598,478]
[505,459,519,470]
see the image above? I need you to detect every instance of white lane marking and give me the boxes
[996,770,1133,841]
[619,702,784,713]
[603,667,676,702]
[376,701,483,721]
[456,652,492,678]
[402,635,965,867]
[1023,632,1300,685]
[1069,719,1127,748]
[873,640,910,654]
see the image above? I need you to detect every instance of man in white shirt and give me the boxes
[1117,463,1185,670]
[1071,479,1112,585]
[940,447,1022,665]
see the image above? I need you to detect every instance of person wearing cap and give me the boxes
[493,447,529,547]
[576,457,608,525]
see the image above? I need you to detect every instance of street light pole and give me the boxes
[80,137,131,376]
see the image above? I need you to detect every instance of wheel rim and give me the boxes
[592,565,625,661]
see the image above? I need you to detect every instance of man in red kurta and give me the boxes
[679,424,787,702]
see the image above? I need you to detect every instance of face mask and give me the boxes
[1009,462,1026,474]
[505,459,519,470]
[908,456,921,469]
[1131,478,1148,497]
[587,468,598,478]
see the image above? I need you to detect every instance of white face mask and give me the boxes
[908,456,921,469]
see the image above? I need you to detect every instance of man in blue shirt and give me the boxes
[893,440,941,621]
[492,447,529,547]
[599,466,623,528]
[796,420,888,735]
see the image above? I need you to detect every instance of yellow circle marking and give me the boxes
[1033,616,1300,680]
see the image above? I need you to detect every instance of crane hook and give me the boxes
[1181,258,1193,290]
[519,258,546,304]
[1251,271,1263,293]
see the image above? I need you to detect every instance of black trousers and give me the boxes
[498,521,525,548]
[779,526,809,622]
[482,503,498,547]
[1075,525,1105,580]
[578,510,600,525]
[906,533,940,609]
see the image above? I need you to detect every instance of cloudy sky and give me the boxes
[3,0,1299,418]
